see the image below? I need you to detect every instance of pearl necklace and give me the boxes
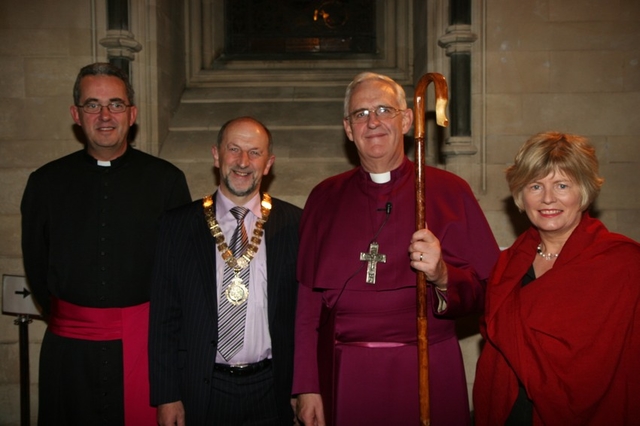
[536,243,559,261]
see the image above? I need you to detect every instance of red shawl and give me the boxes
[474,213,640,425]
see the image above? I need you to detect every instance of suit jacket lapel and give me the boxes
[265,202,280,324]
[194,195,219,318]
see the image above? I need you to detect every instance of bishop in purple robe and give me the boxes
[292,72,499,426]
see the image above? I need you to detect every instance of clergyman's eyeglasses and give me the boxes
[76,101,132,114]
[347,106,404,123]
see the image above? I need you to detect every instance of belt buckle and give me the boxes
[229,363,255,376]
[233,363,251,372]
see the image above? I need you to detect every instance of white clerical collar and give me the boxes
[369,171,391,184]
[97,160,111,167]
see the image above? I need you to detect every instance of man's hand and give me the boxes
[157,401,186,426]
[296,393,326,426]
[409,227,448,289]
[292,397,300,425]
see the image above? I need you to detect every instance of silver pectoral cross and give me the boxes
[359,241,387,284]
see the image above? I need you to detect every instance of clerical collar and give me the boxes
[84,145,130,168]
[369,171,391,184]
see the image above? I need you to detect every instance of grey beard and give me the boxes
[223,174,258,198]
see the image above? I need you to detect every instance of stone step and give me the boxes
[170,83,416,130]
[170,85,348,131]
[178,83,415,104]
[162,128,355,205]
[162,127,349,161]
[162,82,417,207]
[180,85,347,102]
[169,100,346,130]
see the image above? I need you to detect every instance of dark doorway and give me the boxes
[224,0,376,58]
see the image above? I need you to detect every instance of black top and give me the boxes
[505,264,536,426]
[21,147,191,315]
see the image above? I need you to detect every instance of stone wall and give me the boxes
[130,0,187,155]
[155,0,187,153]
[0,3,96,424]
[480,0,640,247]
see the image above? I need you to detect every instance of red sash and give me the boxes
[49,298,156,426]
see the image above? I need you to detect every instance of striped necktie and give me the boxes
[218,206,250,361]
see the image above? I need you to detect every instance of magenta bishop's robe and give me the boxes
[293,158,500,426]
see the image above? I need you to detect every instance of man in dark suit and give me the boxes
[149,116,302,425]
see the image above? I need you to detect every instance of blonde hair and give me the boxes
[506,132,604,211]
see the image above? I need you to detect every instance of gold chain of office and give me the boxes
[203,193,272,273]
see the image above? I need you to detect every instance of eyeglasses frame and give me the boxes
[75,101,133,114]
[346,105,405,123]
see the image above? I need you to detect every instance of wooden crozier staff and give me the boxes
[413,73,449,426]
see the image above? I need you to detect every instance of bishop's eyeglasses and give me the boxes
[76,101,132,114]
[347,106,404,123]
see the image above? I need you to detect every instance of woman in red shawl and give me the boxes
[473,132,640,425]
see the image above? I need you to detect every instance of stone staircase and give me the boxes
[160,79,427,209]
[160,84,359,208]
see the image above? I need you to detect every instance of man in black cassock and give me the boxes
[21,62,191,426]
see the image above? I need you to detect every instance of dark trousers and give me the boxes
[38,329,125,426]
[210,364,288,426]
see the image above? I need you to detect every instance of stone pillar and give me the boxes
[99,0,142,76]
[438,0,477,157]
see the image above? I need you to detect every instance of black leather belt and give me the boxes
[214,358,271,376]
